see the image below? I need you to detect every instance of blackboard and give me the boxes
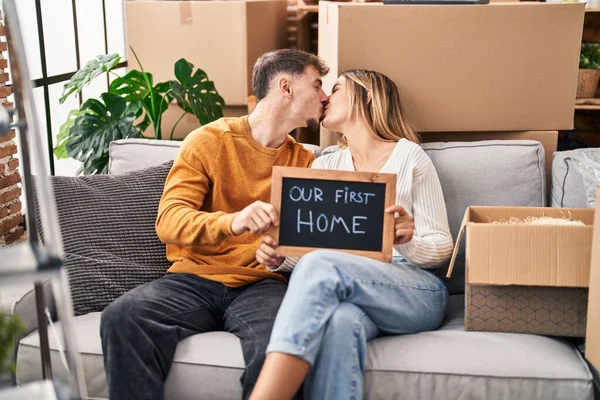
[270,166,396,262]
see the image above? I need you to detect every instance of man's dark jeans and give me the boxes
[100,273,287,400]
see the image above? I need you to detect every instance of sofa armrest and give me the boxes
[11,279,56,383]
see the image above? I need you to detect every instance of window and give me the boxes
[18,0,127,176]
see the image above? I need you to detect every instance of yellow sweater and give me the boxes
[156,116,315,287]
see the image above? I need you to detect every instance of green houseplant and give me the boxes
[54,51,225,175]
[577,43,600,99]
[0,309,24,375]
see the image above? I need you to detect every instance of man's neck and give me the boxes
[247,100,298,148]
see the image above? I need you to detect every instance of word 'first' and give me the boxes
[289,186,376,205]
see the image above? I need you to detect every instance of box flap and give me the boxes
[466,206,593,288]
[468,206,594,225]
[446,207,470,278]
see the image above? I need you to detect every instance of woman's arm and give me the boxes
[394,155,453,269]
[265,256,300,273]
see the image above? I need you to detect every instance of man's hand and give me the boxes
[385,205,415,245]
[231,201,279,236]
[256,235,285,267]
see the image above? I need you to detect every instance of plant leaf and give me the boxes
[59,54,121,104]
[53,108,91,159]
[110,71,172,139]
[66,93,141,175]
[580,44,600,69]
[0,311,25,374]
[109,70,154,103]
[169,58,225,126]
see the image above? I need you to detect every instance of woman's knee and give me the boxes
[292,249,343,281]
[326,303,366,338]
[290,252,344,295]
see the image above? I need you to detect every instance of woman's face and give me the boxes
[322,75,351,132]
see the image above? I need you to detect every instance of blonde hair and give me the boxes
[337,69,419,147]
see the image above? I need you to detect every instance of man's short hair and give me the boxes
[252,49,330,101]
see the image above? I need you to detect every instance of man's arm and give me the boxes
[155,135,237,247]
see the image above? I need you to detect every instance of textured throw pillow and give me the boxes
[47,161,173,315]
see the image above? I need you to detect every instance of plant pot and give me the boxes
[577,69,600,98]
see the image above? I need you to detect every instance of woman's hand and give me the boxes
[385,205,415,245]
[256,235,285,267]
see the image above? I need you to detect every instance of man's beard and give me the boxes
[306,118,320,132]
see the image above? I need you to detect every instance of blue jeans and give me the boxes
[266,250,449,400]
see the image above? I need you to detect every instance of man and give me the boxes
[100,49,329,400]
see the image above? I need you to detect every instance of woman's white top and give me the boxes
[270,139,453,272]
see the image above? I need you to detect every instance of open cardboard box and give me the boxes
[447,206,593,337]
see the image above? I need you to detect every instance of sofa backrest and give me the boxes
[108,139,322,175]
[109,138,546,295]
[109,139,181,175]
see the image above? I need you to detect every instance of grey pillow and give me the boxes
[48,161,173,315]
[421,140,546,295]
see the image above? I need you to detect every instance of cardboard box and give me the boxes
[126,0,288,106]
[586,191,600,371]
[318,2,585,136]
[448,206,593,337]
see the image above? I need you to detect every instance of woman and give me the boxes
[250,69,453,400]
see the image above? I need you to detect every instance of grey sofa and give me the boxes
[9,138,597,399]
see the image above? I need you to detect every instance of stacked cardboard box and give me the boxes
[317,2,586,150]
[126,0,287,107]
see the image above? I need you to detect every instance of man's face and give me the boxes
[289,66,328,132]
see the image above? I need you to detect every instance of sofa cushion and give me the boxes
[109,139,182,175]
[109,138,322,175]
[421,140,546,294]
[48,162,173,315]
[551,150,588,208]
[16,295,593,400]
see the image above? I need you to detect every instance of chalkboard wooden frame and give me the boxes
[270,166,397,262]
